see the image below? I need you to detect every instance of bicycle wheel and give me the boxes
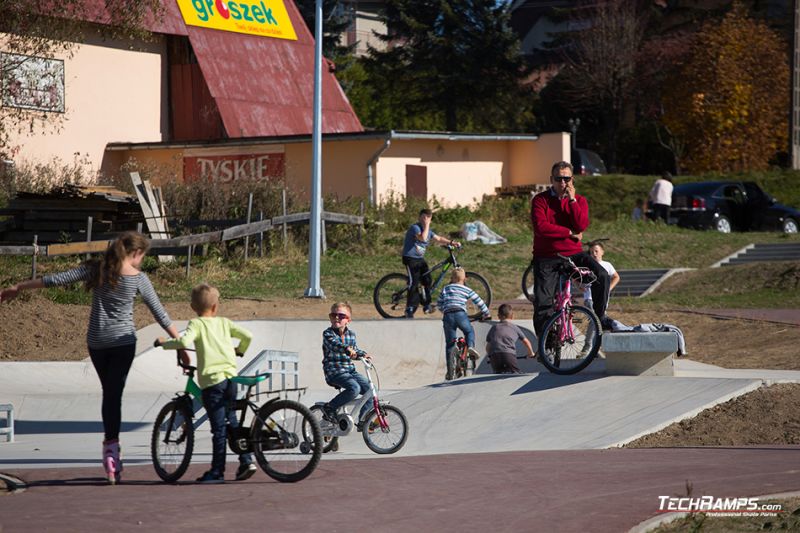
[151,400,194,483]
[464,272,492,319]
[303,405,339,453]
[521,263,535,302]
[373,273,410,319]
[251,399,322,482]
[537,305,601,375]
[361,404,409,454]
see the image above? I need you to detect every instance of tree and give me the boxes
[349,0,535,132]
[662,3,790,172]
[293,0,354,60]
[554,0,647,171]
[0,1,159,159]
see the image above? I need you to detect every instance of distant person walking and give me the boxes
[0,231,187,485]
[649,172,674,223]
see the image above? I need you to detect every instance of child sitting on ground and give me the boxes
[157,283,255,484]
[321,302,372,422]
[437,267,491,380]
[485,304,534,374]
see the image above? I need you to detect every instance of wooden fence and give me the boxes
[0,210,364,278]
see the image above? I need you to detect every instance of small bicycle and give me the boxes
[537,254,602,375]
[373,244,492,319]
[302,357,409,455]
[150,345,323,483]
[449,336,477,379]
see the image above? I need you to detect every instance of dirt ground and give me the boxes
[1,294,799,447]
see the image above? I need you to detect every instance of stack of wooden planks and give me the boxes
[0,184,142,244]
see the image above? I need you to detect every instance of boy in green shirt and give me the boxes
[157,283,255,484]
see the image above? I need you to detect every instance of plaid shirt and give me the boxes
[322,326,366,380]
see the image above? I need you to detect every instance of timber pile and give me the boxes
[0,185,142,244]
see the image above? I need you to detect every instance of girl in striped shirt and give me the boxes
[0,231,186,484]
[437,268,491,380]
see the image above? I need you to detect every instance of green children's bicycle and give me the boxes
[150,347,323,483]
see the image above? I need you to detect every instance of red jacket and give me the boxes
[530,188,589,258]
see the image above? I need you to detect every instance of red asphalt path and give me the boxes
[1,447,799,533]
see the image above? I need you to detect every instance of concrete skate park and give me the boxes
[1,318,799,532]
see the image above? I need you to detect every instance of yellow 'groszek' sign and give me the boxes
[176,0,297,40]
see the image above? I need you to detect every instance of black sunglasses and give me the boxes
[552,175,573,182]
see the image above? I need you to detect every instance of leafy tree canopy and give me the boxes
[662,3,789,173]
[345,0,536,133]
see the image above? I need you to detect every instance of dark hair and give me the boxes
[419,208,433,216]
[661,171,673,182]
[86,231,150,290]
[498,303,513,319]
[551,161,573,177]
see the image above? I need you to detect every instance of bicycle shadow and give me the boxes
[13,420,151,435]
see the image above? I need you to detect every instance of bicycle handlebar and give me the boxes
[153,339,197,372]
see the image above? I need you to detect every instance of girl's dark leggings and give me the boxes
[88,344,136,441]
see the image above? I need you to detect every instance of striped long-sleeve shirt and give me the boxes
[43,264,172,349]
[322,326,366,381]
[437,283,489,315]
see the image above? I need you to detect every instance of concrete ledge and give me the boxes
[602,332,678,376]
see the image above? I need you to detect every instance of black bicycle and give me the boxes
[151,350,323,483]
[373,244,492,319]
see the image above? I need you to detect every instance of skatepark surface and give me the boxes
[1,319,799,532]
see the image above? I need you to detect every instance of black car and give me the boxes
[666,181,799,233]
[571,148,607,176]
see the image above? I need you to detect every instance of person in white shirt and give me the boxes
[583,241,619,311]
[649,171,674,223]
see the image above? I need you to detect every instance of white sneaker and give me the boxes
[467,347,480,359]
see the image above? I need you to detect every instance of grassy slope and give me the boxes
[2,170,798,308]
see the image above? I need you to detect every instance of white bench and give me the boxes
[602,332,679,376]
[0,404,13,443]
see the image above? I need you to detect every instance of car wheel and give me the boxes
[714,215,732,233]
[783,218,799,234]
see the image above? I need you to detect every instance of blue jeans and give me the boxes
[443,309,475,355]
[201,379,253,475]
[327,371,371,420]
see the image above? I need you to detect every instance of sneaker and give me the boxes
[467,347,480,359]
[235,462,257,481]
[196,471,225,484]
[445,370,453,381]
[423,304,436,314]
[322,404,338,423]
[404,310,415,319]
[368,420,381,434]
[601,316,615,332]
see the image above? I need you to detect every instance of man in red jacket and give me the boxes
[530,161,611,336]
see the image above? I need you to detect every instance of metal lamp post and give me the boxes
[568,118,580,150]
[304,0,325,298]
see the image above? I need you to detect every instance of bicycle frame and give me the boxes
[411,246,460,296]
[324,358,388,435]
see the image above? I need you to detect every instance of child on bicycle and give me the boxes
[485,304,534,374]
[437,267,491,380]
[402,208,459,318]
[157,283,256,484]
[321,302,372,422]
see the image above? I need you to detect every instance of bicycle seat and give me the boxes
[232,373,271,386]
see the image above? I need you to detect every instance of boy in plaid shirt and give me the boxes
[321,302,372,421]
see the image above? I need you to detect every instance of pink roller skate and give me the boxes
[102,439,122,485]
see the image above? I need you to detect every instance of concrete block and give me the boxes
[0,403,13,443]
[602,332,678,376]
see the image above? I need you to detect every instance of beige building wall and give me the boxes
[105,134,565,207]
[2,31,168,173]
[374,140,510,207]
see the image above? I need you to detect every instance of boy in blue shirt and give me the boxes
[437,268,491,380]
[402,208,458,318]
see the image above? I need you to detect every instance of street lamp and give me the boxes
[304,0,325,298]
[568,118,580,150]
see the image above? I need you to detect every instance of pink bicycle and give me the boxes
[537,254,602,375]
